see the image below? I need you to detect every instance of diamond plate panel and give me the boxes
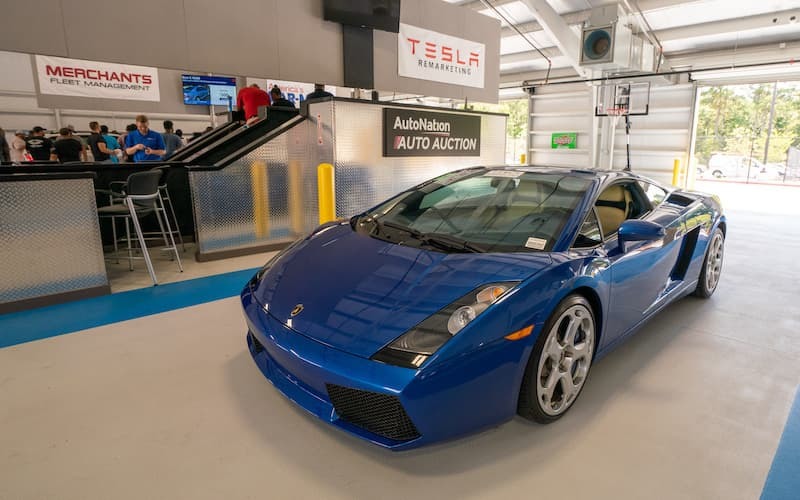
[187,100,505,256]
[0,178,108,304]
[189,105,335,254]
[332,100,507,217]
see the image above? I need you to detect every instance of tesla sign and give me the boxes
[36,55,160,101]
[398,23,486,89]
[384,108,481,157]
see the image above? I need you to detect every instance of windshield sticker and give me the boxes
[485,170,523,178]
[525,237,548,250]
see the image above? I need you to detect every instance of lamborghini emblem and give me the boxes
[290,304,304,317]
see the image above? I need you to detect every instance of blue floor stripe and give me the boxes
[761,386,800,500]
[0,267,259,348]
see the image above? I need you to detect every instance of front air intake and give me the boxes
[326,384,420,441]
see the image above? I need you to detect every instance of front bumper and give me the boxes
[241,287,527,450]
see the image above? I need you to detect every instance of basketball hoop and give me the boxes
[605,107,628,116]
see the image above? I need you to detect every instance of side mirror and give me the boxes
[618,220,665,243]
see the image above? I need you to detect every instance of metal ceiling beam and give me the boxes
[655,9,800,43]
[518,0,584,76]
[499,8,800,69]
[499,0,691,38]
[499,39,800,87]
[459,0,519,11]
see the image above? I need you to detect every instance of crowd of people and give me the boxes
[1,84,333,164]
[0,115,190,164]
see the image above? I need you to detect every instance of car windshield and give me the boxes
[354,169,591,253]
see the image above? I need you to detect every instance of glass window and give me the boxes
[573,208,603,248]
[360,170,592,253]
[638,181,667,206]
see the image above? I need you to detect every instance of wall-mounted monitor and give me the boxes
[182,75,237,106]
[323,0,401,33]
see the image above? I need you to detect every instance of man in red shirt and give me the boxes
[236,84,271,123]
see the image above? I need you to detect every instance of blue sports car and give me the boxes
[241,166,725,450]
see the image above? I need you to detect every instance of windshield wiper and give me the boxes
[382,220,423,238]
[361,217,485,253]
[420,232,486,253]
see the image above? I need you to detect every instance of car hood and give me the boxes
[252,224,553,358]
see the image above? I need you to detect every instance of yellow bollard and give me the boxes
[520,153,527,165]
[288,160,304,236]
[672,158,681,187]
[317,163,335,224]
[250,161,269,238]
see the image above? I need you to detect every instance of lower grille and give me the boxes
[326,384,421,441]
[249,332,265,353]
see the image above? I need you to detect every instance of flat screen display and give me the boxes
[323,0,400,33]
[182,75,237,106]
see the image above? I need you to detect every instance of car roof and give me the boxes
[479,165,652,185]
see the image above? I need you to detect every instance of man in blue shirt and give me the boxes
[125,114,166,161]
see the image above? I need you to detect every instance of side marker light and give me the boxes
[505,325,534,341]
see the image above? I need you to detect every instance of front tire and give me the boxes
[694,228,724,298]
[518,295,596,423]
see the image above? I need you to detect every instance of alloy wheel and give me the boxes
[536,304,595,416]
[705,232,724,292]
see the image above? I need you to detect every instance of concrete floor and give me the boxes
[1,181,798,499]
[104,242,275,293]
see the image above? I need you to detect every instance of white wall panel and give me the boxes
[528,81,697,186]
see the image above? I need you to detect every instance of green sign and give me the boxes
[551,132,577,149]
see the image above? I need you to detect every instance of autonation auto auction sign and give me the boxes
[398,23,486,89]
[383,108,481,157]
[36,55,160,102]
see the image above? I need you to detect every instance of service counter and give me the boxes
[0,163,194,314]
[0,172,110,314]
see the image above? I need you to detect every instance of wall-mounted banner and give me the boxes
[551,132,578,149]
[245,78,336,106]
[398,23,486,89]
[384,108,481,157]
[35,55,160,102]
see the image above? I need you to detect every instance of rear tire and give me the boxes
[518,295,596,423]
[694,228,724,298]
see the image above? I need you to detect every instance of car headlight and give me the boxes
[372,282,518,369]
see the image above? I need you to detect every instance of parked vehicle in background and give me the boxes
[706,153,769,180]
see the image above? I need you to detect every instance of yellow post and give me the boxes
[672,158,681,187]
[520,153,527,165]
[288,160,304,236]
[250,161,269,238]
[317,163,335,224]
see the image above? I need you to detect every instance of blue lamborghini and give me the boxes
[241,166,726,450]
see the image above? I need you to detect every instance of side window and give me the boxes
[638,181,666,206]
[573,208,603,248]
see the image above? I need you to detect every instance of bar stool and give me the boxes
[150,165,185,252]
[98,170,183,285]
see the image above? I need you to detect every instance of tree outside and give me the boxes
[463,99,529,164]
[695,82,800,181]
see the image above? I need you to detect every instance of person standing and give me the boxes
[306,83,334,100]
[67,124,88,161]
[269,86,295,108]
[236,84,271,122]
[53,127,84,163]
[0,127,10,162]
[175,129,189,147]
[24,126,54,161]
[100,125,122,163]
[87,121,112,163]
[124,115,166,162]
[10,131,27,162]
[161,120,183,158]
